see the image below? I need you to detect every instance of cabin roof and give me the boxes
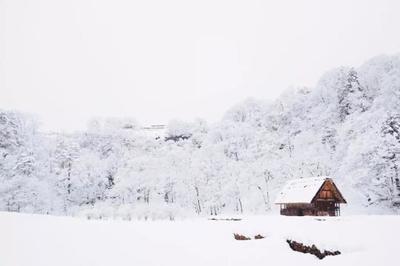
[274,176,338,204]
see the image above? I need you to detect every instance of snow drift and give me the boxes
[1,212,399,266]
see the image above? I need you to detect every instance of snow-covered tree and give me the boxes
[2,53,400,218]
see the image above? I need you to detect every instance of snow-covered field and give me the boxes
[1,212,399,266]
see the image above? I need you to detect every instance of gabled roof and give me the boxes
[274,176,331,204]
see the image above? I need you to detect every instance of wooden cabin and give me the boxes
[274,177,346,216]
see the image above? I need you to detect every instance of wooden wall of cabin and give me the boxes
[314,180,340,201]
[279,203,316,216]
[279,202,340,216]
[312,180,342,216]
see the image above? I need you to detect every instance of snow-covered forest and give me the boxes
[1,54,400,219]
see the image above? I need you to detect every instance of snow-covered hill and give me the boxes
[1,212,399,266]
[1,54,400,218]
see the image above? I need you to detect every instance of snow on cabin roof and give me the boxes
[274,176,329,204]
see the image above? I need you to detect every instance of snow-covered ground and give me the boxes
[1,212,398,266]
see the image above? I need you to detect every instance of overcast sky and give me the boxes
[1,0,400,132]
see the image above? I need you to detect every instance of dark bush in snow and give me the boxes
[234,233,251,240]
[286,240,341,259]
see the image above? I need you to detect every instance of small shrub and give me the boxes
[234,233,251,240]
[209,218,241,221]
[254,234,265,239]
[286,239,341,259]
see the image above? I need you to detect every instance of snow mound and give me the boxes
[1,212,400,266]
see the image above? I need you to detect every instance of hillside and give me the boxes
[1,54,400,218]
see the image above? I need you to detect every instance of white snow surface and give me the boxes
[274,176,328,204]
[1,212,399,266]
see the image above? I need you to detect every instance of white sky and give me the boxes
[1,0,400,132]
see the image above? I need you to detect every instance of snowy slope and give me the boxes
[1,212,399,266]
[1,54,400,217]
